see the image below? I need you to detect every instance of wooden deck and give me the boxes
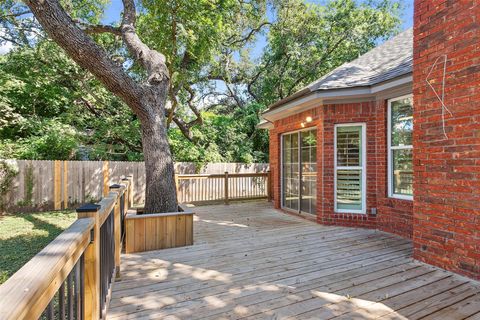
[108,202,480,320]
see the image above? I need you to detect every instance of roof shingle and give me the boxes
[308,28,413,91]
[265,28,413,112]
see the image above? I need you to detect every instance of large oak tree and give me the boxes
[23,0,178,213]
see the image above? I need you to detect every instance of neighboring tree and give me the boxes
[136,0,267,140]
[250,0,402,105]
[169,103,269,166]
[21,0,178,213]
[0,41,142,160]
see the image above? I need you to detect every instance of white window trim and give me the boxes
[387,94,414,201]
[334,123,367,214]
[280,127,317,213]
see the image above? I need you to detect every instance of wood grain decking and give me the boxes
[108,202,480,320]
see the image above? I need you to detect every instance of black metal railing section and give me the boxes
[41,255,85,320]
[119,193,125,242]
[99,209,115,318]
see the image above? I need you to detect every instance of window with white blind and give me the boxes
[334,123,366,213]
[388,95,413,200]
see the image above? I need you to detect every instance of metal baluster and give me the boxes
[100,220,105,315]
[120,194,125,242]
[59,282,66,320]
[67,272,73,320]
[75,257,82,320]
[46,300,54,320]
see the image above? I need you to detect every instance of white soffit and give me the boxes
[262,75,412,122]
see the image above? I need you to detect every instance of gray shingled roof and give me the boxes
[308,28,412,90]
[266,28,413,111]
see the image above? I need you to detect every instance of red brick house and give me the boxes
[260,0,479,280]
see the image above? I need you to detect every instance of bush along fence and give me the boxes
[0,176,133,320]
[0,160,269,213]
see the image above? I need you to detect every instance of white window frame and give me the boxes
[387,94,414,201]
[334,123,367,214]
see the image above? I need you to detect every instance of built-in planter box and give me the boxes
[125,204,194,253]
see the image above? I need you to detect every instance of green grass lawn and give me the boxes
[0,211,76,284]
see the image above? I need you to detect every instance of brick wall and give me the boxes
[320,102,378,229]
[413,0,480,279]
[375,100,414,238]
[268,100,414,238]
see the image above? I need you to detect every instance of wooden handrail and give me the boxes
[0,218,94,320]
[176,172,268,179]
[0,176,134,320]
[97,194,117,227]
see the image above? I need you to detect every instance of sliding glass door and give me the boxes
[282,129,317,214]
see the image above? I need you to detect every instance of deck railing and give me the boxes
[0,176,133,320]
[0,171,270,319]
[175,171,272,204]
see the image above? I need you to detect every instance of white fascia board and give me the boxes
[256,121,274,129]
[371,74,412,93]
[262,74,412,122]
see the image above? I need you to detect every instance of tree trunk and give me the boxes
[140,92,178,213]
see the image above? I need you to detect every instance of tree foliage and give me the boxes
[251,0,402,105]
[0,40,140,160]
[0,0,403,164]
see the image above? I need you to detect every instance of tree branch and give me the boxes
[247,58,272,102]
[121,0,169,87]
[225,21,271,47]
[172,116,194,142]
[82,24,121,36]
[286,33,348,95]
[0,10,31,19]
[184,84,203,126]
[23,0,144,117]
[78,97,101,117]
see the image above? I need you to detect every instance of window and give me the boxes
[334,124,366,213]
[388,95,413,200]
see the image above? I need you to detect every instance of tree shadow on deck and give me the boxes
[107,202,480,320]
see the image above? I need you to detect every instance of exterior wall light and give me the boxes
[306,116,313,123]
[300,122,306,128]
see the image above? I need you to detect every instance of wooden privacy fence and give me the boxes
[0,177,133,320]
[1,160,268,212]
[176,172,272,204]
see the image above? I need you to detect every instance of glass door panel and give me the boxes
[282,129,317,215]
[282,132,299,211]
[300,130,317,214]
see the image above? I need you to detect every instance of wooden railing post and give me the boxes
[76,203,101,320]
[267,170,272,202]
[63,160,68,209]
[126,175,134,207]
[174,173,179,201]
[54,160,62,210]
[109,184,122,279]
[102,161,109,197]
[121,178,130,211]
[224,171,229,205]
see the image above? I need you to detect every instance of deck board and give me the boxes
[108,202,480,320]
